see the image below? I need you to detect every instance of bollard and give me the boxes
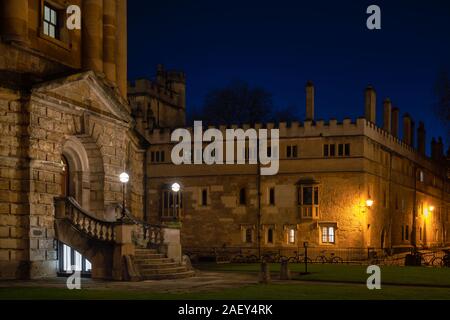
[280,258,291,280]
[258,261,271,284]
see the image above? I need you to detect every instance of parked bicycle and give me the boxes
[288,251,313,264]
[262,251,287,263]
[419,252,444,267]
[315,250,343,264]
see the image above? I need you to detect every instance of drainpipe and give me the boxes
[143,149,148,222]
[257,140,262,260]
[412,165,418,249]
[387,150,393,251]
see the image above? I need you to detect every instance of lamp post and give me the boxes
[119,172,129,219]
[171,182,181,218]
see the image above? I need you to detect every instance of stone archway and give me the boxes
[61,135,105,219]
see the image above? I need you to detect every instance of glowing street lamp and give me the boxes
[119,172,129,219]
[365,198,374,208]
[171,182,181,193]
[428,206,435,213]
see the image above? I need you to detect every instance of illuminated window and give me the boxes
[43,4,58,39]
[58,242,92,274]
[322,227,335,244]
[419,171,424,182]
[288,228,296,244]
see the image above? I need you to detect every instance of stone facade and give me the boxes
[0,0,150,279]
[139,85,450,253]
[128,64,186,131]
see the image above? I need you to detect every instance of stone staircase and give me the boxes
[134,248,195,280]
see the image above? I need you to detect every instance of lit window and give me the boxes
[43,4,58,39]
[59,242,92,273]
[288,229,296,244]
[419,171,424,182]
[322,226,335,244]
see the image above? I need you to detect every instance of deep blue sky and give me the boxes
[128,0,450,154]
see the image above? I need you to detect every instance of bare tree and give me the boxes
[201,80,273,125]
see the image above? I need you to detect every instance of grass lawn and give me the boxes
[1,283,450,300]
[1,264,449,300]
[195,263,450,287]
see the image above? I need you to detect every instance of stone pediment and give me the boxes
[31,71,132,123]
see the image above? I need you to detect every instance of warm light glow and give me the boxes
[171,182,181,193]
[428,206,435,212]
[365,199,374,208]
[119,172,129,184]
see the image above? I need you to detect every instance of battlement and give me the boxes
[147,117,442,171]
[128,64,186,109]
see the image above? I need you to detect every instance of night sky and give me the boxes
[127,0,450,155]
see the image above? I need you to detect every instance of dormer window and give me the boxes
[43,4,59,39]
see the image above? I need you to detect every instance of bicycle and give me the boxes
[315,250,343,264]
[419,252,443,267]
[288,251,313,264]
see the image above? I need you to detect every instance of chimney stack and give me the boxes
[437,137,444,160]
[305,81,315,121]
[417,122,426,156]
[391,107,399,137]
[403,114,412,145]
[365,86,376,123]
[431,138,438,160]
[383,98,392,133]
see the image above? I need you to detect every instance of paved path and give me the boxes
[0,271,259,294]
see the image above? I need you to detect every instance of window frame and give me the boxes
[161,189,183,219]
[43,2,59,39]
[321,226,336,244]
[298,184,320,219]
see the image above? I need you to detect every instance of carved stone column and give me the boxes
[103,0,117,83]
[1,0,29,44]
[82,0,103,73]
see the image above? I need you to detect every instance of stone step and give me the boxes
[137,262,180,270]
[140,266,188,275]
[133,258,174,264]
[135,249,158,254]
[142,270,196,280]
[134,253,166,259]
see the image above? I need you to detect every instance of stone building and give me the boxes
[135,82,450,255]
[0,1,190,280]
